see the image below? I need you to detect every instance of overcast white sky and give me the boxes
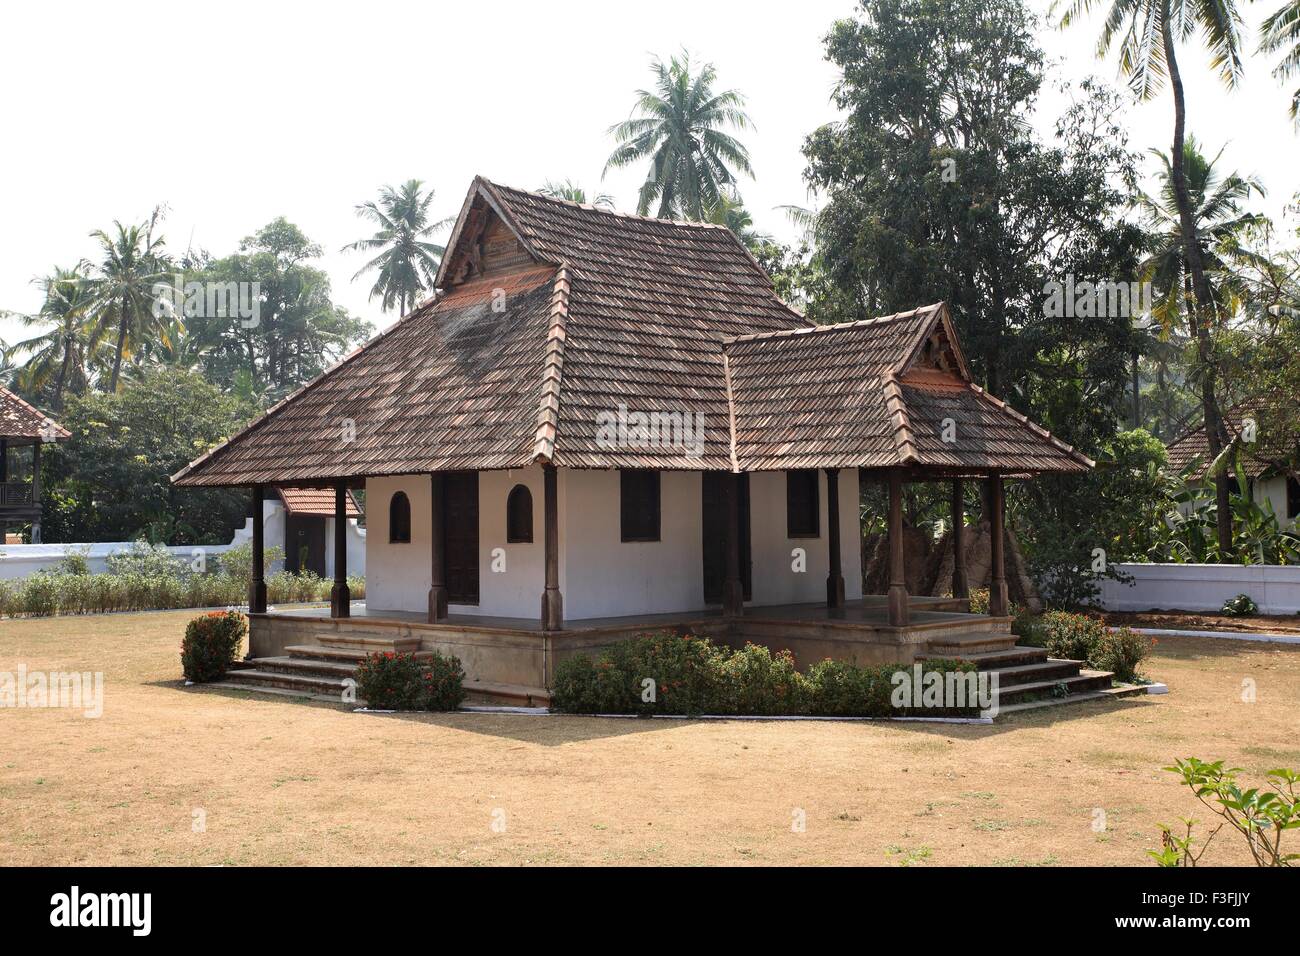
[1,0,1296,345]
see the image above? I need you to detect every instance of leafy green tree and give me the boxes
[538,180,616,209]
[703,191,769,250]
[187,219,371,403]
[39,367,255,544]
[604,52,754,220]
[5,266,97,410]
[1053,0,1249,558]
[1260,0,1300,124]
[86,207,172,393]
[343,180,452,316]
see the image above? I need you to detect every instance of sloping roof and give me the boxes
[724,304,1092,474]
[0,387,69,443]
[173,179,1087,486]
[276,487,362,517]
[1166,396,1298,479]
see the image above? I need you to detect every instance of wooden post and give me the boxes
[30,442,42,544]
[987,473,1009,617]
[825,468,845,609]
[330,481,350,618]
[428,473,448,622]
[0,438,7,481]
[249,484,267,613]
[950,478,968,599]
[541,464,563,630]
[887,468,909,627]
[722,472,744,616]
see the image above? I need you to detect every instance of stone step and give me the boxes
[252,656,359,679]
[926,633,1019,655]
[285,644,434,664]
[918,645,1049,669]
[995,683,1148,716]
[994,670,1115,705]
[220,667,351,698]
[316,633,422,653]
[987,658,1083,688]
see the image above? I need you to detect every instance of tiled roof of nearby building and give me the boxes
[0,387,69,442]
[276,487,363,517]
[1166,396,1299,479]
[173,178,1089,486]
[725,304,1092,474]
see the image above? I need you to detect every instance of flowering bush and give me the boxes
[355,651,465,711]
[1034,610,1108,662]
[1092,627,1153,683]
[181,610,248,682]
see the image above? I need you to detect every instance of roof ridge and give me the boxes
[532,264,571,462]
[485,178,734,231]
[882,374,919,465]
[722,303,944,346]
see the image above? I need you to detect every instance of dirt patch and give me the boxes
[1103,610,1300,635]
[1,610,1297,866]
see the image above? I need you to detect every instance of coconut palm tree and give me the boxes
[1260,1,1300,123]
[704,191,769,250]
[343,180,452,316]
[538,180,616,210]
[87,207,172,392]
[1138,138,1264,332]
[7,266,98,409]
[1052,0,1248,557]
[604,52,754,221]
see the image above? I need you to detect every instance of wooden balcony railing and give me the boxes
[0,481,35,507]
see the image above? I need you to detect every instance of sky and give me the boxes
[1,0,1296,347]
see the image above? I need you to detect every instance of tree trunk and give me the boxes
[1162,14,1233,559]
[108,294,129,392]
[53,342,72,411]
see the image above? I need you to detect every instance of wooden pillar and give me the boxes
[0,438,8,481]
[428,473,448,622]
[330,481,350,618]
[722,472,744,616]
[886,468,909,627]
[541,464,563,630]
[30,442,42,544]
[987,473,1009,617]
[825,468,845,609]
[950,478,968,599]
[248,484,267,613]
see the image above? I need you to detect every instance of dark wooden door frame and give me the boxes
[702,472,751,604]
[443,471,480,605]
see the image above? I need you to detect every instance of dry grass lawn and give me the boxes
[2,610,1298,866]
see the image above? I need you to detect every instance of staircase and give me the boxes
[918,639,1146,716]
[217,634,550,707]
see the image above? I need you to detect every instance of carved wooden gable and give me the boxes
[444,199,537,286]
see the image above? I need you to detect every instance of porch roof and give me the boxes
[0,387,69,444]
[171,179,1089,488]
[276,487,363,517]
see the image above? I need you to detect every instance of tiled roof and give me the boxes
[173,179,1088,486]
[276,487,362,517]
[1166,396,1298,479]
[724,304,1092,474]
[0,387,69,442]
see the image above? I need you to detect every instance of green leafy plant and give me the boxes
[181,610,248,682]
[1150,758,1299,867]
[1092,627,1154,683]
[1221,593,1259,617]
[354,651,465,711]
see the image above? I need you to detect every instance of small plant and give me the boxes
[53,545,93,576]
[355,651,465,711]
[181,610,248,682]
[1092,627,1153,683]
[1221,593,1259,617]
[1149,758,1299,867]
[1035,610,1107,662]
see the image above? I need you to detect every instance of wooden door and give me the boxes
[443,471,479,604]
[285,514,327,577]
[702,472,751,604]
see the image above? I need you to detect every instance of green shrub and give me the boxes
[1036,610,1107,662]
[106,540,186,577]
[1221,593,1258,617]
[1093,627,1153,682]
[551,633,981,717]
[54,545,92,576]
[181,610,248,682]
[355,651,465,711]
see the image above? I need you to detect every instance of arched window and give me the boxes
[389,491,411,543]
[506,484,533,543]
